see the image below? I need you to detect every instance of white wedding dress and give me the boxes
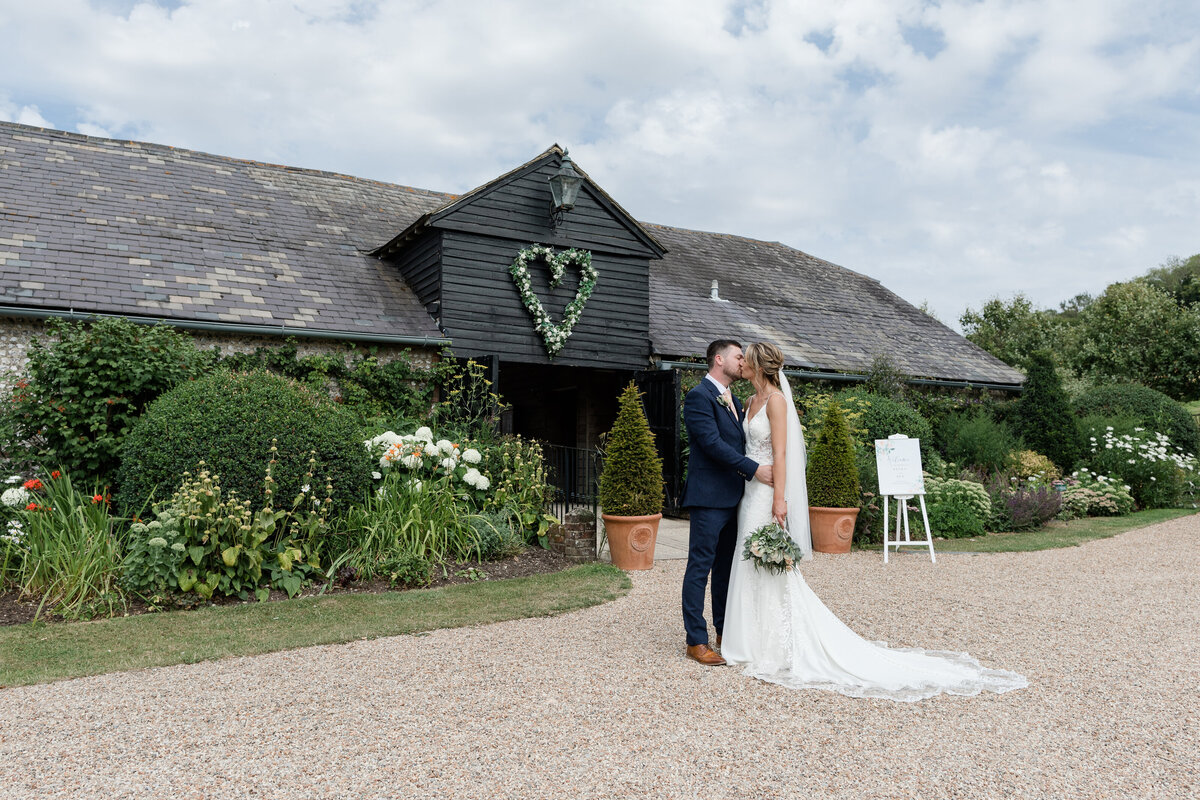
[721,379,1028,702]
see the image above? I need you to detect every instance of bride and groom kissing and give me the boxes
[679,339,1028,701]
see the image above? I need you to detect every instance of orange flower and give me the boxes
[50,470,61,479]
[92,494,104,504]
[23,478,43,492]
[25,502,38,511]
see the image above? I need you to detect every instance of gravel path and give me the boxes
[2,516,1197,799]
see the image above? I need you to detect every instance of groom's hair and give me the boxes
[706,339,742,369]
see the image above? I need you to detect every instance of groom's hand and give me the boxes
[755,464,774,486]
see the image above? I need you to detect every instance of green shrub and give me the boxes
[1011,450,1061,483]
[924,476,991,538]
[598,382,663,517]
[117,370,370,515]
[852,445,883,544]
[381,553,433,588]
[218,339,439,431]
[471,511,525,560]
[807,402,861,508]
[125,461,329,602]
[1016,351,1083,470]
[483,436,555,540]
[1079,421,1195,508]
[7,318,210,484]
[836,388,934,458]
[1074,384,1200,457]
[1060,468,1135,517]
[937,410,1022,473]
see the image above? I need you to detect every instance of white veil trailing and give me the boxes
[779,372,813,560]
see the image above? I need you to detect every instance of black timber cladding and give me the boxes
[406,151,663,369]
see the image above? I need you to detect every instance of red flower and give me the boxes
[23,478,43,492]
[50,470,61,479]
[92,494,104,504]
[25,502,38,511]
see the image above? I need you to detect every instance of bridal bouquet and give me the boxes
[742,522,804,574]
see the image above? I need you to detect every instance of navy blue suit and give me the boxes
[680,378,759,646]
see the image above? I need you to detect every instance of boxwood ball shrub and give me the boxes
[1073,384,1200,457]
[117,370,370,514]
[598,381,663,517]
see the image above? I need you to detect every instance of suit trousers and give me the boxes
[682,505,739,646]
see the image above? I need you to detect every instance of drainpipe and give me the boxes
[0,305,450,348]
[654,359,1022,393]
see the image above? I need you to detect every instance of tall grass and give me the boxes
[6,471,127,618]
[329,474,484,578]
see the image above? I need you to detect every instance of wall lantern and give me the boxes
[548,150,583,228]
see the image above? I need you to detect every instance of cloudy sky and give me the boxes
[2,0,1197,328]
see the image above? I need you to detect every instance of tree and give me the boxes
[959,294,1062,371]
[1072,281,1200,400]
[1142,253,1200,307]
[1016,350,1081,470]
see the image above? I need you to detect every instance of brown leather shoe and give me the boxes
[686,644,726,666]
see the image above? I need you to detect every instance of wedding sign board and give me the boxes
[874,435,936,564]
[874,437,925,497]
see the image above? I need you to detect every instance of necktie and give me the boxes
[722,389,738,420]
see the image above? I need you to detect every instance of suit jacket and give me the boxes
[679,378,759,509]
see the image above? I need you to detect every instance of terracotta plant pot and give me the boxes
[809,507,859,554]
[601,512,662,570]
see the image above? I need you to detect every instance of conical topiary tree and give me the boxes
[807,401,861,508]
[598,381,664,516]
[1017,350,1082,470]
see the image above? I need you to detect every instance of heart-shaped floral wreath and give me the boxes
[508,244,598,357]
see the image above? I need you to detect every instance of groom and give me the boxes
[680,339,773,666]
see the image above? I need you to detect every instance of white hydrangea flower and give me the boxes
[371,471,382,480]
[440,457,457,470]
[423,442,441,457]
[436,439,456,456]
[414,426,434,442]
[475,474,490,491]
[462,448,482,464]
[462,468,483,487]
[401,453,423,469]
[4,475,22,484]
[1,487,31,507]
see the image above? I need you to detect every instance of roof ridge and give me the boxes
[0,119,458,200]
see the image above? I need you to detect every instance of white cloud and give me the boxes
[0,0,1197,330]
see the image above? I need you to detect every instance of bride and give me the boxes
[720,342,1028,701]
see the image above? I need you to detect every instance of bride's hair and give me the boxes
[745,342,784,389]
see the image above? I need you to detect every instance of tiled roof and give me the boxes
[0,121,1023,384]
[0,122,447,338]
[647,226,1025,384]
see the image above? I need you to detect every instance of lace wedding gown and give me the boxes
[721,400,1029,702]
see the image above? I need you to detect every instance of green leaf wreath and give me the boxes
[508,244,598,357]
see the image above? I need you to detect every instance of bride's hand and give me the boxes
[773,499,787,526]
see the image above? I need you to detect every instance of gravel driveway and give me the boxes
[1,516,1197,799]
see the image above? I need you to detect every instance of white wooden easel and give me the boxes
[876,434,937,564]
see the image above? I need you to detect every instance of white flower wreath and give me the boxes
[508,244,598,357]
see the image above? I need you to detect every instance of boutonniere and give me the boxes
[718,393,735,411]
